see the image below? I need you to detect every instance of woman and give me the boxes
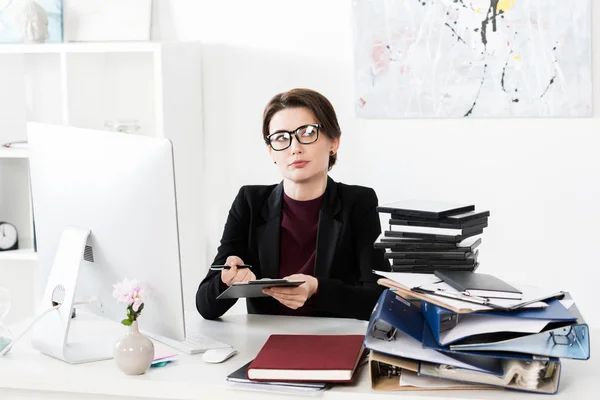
[196,88,389,321]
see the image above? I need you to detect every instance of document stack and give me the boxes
[363,271,591,394]
[375,200,489,273]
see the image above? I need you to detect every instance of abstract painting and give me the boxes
[352,0,592,118]
[0,0,62,43]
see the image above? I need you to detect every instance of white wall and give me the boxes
[153,0,600,327]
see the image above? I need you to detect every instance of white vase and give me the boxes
[113,321,154,375]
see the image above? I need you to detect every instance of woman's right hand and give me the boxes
[221,255,256,286]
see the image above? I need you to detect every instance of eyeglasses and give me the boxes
[265,124,322,151]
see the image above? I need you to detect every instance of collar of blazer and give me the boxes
[258,176,343,279]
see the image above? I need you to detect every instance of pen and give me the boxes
[210,264,252,271]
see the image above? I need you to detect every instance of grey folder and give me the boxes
[216,279,304,300]
[433,270,521,298]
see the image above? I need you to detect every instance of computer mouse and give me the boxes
[202,347,238,364]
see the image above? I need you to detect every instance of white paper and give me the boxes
[417,281,551,311]
[227,382,324,395]
[400,370,475,388]
[373,270,442,289]
[374,271,550,312]
[559,299,575,310]
[153,348,177,361]
[439,314,552,346]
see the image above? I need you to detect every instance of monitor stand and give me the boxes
[31,226,121,364]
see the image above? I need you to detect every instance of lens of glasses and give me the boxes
[296,125,319,144]
[269,132,292,150]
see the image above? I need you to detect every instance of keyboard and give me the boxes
[145,331,232,355]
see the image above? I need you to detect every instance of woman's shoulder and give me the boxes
[337,182,378,218]
[235,183,280,202]
[333,180,379,215]
[335,181,377,200]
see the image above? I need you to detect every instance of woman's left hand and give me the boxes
[262,274,319,310]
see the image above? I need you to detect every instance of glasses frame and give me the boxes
[265,123,322,151]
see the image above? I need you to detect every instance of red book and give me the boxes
[247,334,365,382]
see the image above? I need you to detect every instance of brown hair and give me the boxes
[262,88,341,170]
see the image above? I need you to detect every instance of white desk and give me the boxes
[0,314,597,400]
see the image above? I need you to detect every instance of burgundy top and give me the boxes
[277,191,324,316]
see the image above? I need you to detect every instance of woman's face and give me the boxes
[267,107,339,184]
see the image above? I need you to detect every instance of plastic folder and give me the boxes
[368,351,494,392]
[448,294,590,360]
[421,321,561,365]
[419,320,563,394]
[421,298,577,346]
[364,290,503,374]
[418,358,561,394]
[420,322,564,394]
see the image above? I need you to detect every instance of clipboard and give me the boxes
[216,279,305,300]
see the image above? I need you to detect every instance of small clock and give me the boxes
[0,222,18,252]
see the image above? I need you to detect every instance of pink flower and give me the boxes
[113,278,148,326]
[112,278,147,307]
[132,297,143,312]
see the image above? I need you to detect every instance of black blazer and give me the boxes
[196,176,390,321]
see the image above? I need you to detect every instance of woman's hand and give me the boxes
[262,274,319,310]
[221,256,256,286]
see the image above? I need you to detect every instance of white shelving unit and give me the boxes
[0,148,28,158]
[0,248,37,261]
[0,42,163,54]
[0,41,204,323]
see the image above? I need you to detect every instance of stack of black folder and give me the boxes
[375,200,489,273]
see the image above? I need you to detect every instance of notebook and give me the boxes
[385,249,477,260]
[391,251,478,265]
[434,271,522,300]
[384,228,484,243]
[227,360,328,391]
[390,210,490,226]
[375,235,482,252]
[388,222,487,236]
[377,200,475,220]
[247,334,365,382]
[390,264,479,273]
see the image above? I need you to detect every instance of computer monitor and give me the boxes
[27,122,186,364]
